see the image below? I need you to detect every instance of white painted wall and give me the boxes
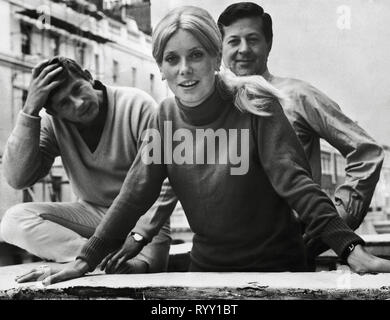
[0,0,11,53]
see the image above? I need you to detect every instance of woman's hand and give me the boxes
[104,259,148,274]
[100,235,144,274]
[16,263,65,283]
[15,259,90,286]
[347,244,390,273]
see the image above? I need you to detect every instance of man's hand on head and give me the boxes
[23,59,64,116]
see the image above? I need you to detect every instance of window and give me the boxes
[131,67,137,87]
[75,42,86,67]
[95,54,100,80]
[113,60,119,83]
[50,34,60,56]
[150,73,154,95]
[335,154,346,178]
[22,89,28,107]
[321,151,332,175]
[20,23,32,55]
[13,87,28,110]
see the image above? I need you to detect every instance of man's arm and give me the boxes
[299,84,384,230]
[130,178,178,272]
[255,102,390,273]
[3,61,63,189]
[255,101,364,259]
[2,113,59,189]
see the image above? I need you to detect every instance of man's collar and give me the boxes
[93,80,108,109]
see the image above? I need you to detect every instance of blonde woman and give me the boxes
[18,6,390,284]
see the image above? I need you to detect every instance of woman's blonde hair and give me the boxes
[152,6,285,116]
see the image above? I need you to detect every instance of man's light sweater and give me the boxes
[3,85,157,207]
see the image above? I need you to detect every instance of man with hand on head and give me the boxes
[218,2,384,266]
[0,56,177,280]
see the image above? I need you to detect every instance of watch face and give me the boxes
[133,233,143,242]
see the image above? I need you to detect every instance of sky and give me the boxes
[150,0,390,147]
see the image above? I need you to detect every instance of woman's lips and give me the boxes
[179,80,199,88]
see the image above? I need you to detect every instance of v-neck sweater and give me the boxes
[76,81,108,153]
[79,79,364,272]
[3,85,157,207]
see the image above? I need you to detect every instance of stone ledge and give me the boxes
[1,263,390,300]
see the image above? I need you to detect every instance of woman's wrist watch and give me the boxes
[342,243,356,260]
[130,232,147,245]
[341,240,363,261]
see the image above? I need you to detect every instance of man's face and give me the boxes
[222,17,271,76]
[47,76,100,125]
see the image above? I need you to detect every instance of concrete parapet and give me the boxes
[1,263,390,300]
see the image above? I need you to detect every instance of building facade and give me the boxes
[0,0,170,218]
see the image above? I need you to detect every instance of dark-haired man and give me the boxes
[0,57,177,275]
[218,2,384,264]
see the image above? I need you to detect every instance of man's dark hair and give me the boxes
[36,56,93,112]
[217,2,273,47]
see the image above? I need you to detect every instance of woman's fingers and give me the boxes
[15,268,38,280]
[42,270,70,286]
[116,262,134,274]
[15,265,51,283]
[105,250,126,274]
[100,252,116,271]
[113,255,129,273]
[42,266,84,286]
[113,260,148,274]
[15,269,44,283]
[41,260,89,286]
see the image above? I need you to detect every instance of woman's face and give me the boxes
[159,29,220,107]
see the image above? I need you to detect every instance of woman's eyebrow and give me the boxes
[188,46,204,51]
[163,50,177,56]
[164,46,203,55]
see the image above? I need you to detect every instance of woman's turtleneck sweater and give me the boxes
[79,79,364,272]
